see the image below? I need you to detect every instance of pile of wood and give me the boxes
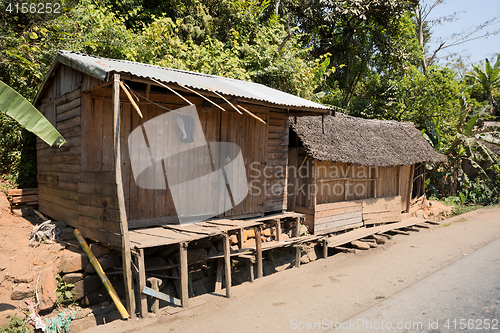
[7,188,38,213]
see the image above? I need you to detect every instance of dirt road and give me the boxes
[81,206,500,333]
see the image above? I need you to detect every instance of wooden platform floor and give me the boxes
[129,212,305,249]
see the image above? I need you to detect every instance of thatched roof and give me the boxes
[290,114,446,167]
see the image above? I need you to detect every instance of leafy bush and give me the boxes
[56,275,75,306]
[0,315,30,333]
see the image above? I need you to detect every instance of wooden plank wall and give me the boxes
[264,110,289,213]
[398,165,413,212]
[78,171,122,247]
[36,68,117,245]
[37,65,85,228]
[313,201,363,234]
[85,88,277,228]
[362,196,402,225]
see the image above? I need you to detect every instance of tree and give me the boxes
[415,0,500,71]
[465,54,500,116]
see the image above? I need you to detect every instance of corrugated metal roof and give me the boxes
[36,50,331,111]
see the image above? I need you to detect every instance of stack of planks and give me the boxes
[7,188,38,212]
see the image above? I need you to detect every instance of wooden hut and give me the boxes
[33,51,332,315]
[288,114,446,234]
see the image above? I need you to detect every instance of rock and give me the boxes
[38,263,58,312]
[62,272,85,284]
[74,308,93,320]
[306,248,317,261]
[188,248,207,262]
[33,249,60,266]
[84,254,120,273]
[12,206,34,217]
[208,243,218,256]
[89,243,111,258]
[60,250,89,273]
[192,280,208,296]
[243,228,255,240]
[229,234,238,245]
[415,210,426,219]
[372,235,386,244]
[11,283,34,300]
[190,238,212,249]
[280,234,290,241]
[51,221,68,229]
[14,271,33,283]
[262,228,273,237]
[300,253,310,264]
[243,239,255,248]
[58,227,76,241]
[72,274,102,300]
[79,287,110,307]
[351,241,370,250]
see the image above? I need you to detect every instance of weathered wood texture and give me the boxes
[314,201,363,234]
[362,196,402,225]
[87,86,283,228]
[36,66,83,229]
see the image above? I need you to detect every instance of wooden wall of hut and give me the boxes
[36,66,123,247]
[80,82,288,229]
[287,148,414,213]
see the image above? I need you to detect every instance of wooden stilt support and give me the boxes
[147,277,162,314]
[323,239,328,259]
[137,249,148,317]
[274,219,281,241]
[113,73,135,318]
[215,259,223,292]
[247,260,254,283]
[179,242,189,308]
[254,227,263,279]
[295,245,302,268]
[223,233,232,298]
[295,217,301,237]
[237,228,244,249]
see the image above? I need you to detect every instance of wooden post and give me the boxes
[237,228,244,249]
[254,226,263,279]
[323,239,328,259]
[312,160,317,207]
[137,249,148,317]
[113,74,135,318]
[147,277,162,314]
[295,217,301,237]
[295,245,301,268]
[274,219,281,241]
[405,164,415,213]
[179,242,189,308]
[247,260,254,283]
[214,259,223,292]
[223,233,232,298]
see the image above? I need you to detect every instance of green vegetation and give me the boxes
[0,0,498,210]
[56,275,75,306]
[0,315,31,333]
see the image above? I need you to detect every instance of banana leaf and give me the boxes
[0,81,65,147]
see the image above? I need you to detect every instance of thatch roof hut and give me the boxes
[288,114,446,234]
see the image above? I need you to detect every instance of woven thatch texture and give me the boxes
[290,114,446,167]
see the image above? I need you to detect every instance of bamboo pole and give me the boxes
[151,78,194,106]
[113,74,135,318]
[119,81,143,118]
[236,104,266,124]
[73,229,129,319]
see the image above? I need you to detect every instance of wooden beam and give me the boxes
[215,259,223,292]
[137,249,148,317]
[323,239,328,259]
[295,245,302,268]
[179,242,189,308]
[223,233,232,298]
[113,73,135,318]
[120,81,143,118]
[255,227,263,279]
[274,219,281,241]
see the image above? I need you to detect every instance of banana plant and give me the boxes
[0,81,65,147]
[465,54,500,115]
